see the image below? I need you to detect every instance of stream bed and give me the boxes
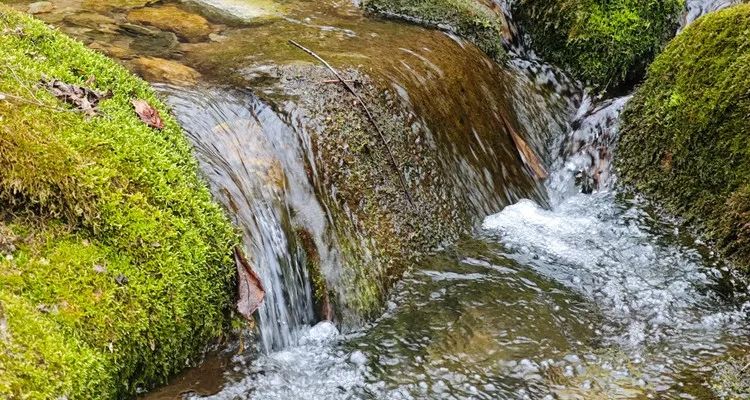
[146,191,750,400]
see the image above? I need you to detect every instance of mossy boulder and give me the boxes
[0,7,238,398]
[362,0,509,61]
[513,0,683,90]
[617,4,750,272]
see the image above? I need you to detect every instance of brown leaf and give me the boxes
[510,130,548,179]
[499,109,548,179]
[234,247,265,320]
[41,77,111,117]
[131,99,164,130]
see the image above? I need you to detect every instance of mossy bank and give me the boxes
[361,0,510,61]
[0,7,238,399]
[617,4,750,273]
[513,0,683,90]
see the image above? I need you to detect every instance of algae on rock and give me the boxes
[617,4,750,272]
[0,7,238,398]
[513,0,683,90]
[362,0,510,61]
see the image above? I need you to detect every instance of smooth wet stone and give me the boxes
[64,13,119,34]
[88,41,134,60]
[184,0,280,22]
[208,33,229,42]
[82,0,158,12]
[127,5,213,43]
[132,57,201,85]
[120,24,179,57]
[28,1,54,14]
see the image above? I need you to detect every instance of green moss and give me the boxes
[362,0,508,61]
[0,7,238,399]
[513,0,683,90]
[617,4,750,272]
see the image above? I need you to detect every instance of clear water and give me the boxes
[145,0,748,398]
[183,190,749,399]
[160,86,329,350]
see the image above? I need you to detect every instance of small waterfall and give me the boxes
[160,86,341,351]
[682,0,742,27]
[546,94,630,200]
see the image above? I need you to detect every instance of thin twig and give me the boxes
[289,39,415,209]
[321,79,356,84]
[0,91,83,114]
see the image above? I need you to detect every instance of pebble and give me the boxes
[209,33,229,42]
[28,1,54,14]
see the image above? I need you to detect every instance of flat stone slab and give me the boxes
[185,0,281,22]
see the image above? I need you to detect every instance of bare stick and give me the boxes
[321,79,356,84]
[289,39,415,209]
[0,91,82,114]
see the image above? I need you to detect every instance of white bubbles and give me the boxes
[483,191,748,359]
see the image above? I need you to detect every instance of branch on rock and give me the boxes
[289,39,416,209]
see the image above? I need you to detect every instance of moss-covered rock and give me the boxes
[362,0,509,61]
[617,4,750,272]
[0,7,238,398]
[513,0,683,90]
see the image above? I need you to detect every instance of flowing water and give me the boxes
[8,0,750,397]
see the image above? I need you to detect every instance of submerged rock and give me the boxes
[127,5,214,43]
[184,0,281,23]
[617,4,750,272]
[132,56,202,84]
[27,1,53,14]
[512,0,683,90]
[64,12,119,33]
[81,0,158,12]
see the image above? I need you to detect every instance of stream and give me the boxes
[8,0,749,398]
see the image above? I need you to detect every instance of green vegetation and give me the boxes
[617,4,750,272]
[0,7,238,399]
[362,0,509,61]
[513,0,683,90]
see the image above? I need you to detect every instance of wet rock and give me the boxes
[64,13,119,33]
[82,0,158,12]
[88,41,134,60]
[132,57,201,85]
[120,24,179,57]
[362,0,508,61]
[119,22,160,36]
[618,4,750,272]
[512,0,682,90]
[208,33,229,42]
[127,5,213,43]
[183,0,280,23]
[28,2,54,14]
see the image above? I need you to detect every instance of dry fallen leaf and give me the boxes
[131,99,164,130]
[510,130,548,179]
[499,109,548,179]
[234,247,265,320]
[41,77,111,117]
